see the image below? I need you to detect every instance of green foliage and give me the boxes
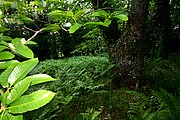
[146,55,180,94]
[24,56,113,119]
[0,58,56,119]
[80,108,101,120]
[0,22,56,120]
[126,88,180,120]
[72,28,107,56]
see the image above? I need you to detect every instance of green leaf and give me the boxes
[42,24,60,31]
[0,26,10,32]
[85,22,108,27]
[0,35,13,42]
[8,58,38,86]
[0,40,8,46]
[49,10,73,17]
[112,14,128,21]
[69,24,82,34]
[7,78,31,105]
[0,60,19,69]
[1,111,23,120]
[0,51,15,60]
[8,90,56,114]
[23,74,56,86]
[74,9,85,20]
[10,38,34,58]
[0,63,19,88]
[104,19,112,26]
[0,45,7,52]
[16,15,34,23]
[94,10,109,18]
[25,41,37,45]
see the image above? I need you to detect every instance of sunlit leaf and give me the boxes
[10,38,34,58]
[0,45,7,52]
[104,19,112,26]
[74,9,86,20]
[1,111,23,120]
[0,60,19,69]
[8,58,38,86]
[42,24,60,31]
[0,26,10,32]
[7,78,31,104]
[25,41,37,45]
[49,10,73,17]
[9,90,56,114]
[69,24,82,33]
[16,15,34,23]
[0,40,8,46]
[0,35,13,42]
[94,10,109,18]
[22,74,56,86]
[112,14,128,21]
[85,22,108,27]
[0,51,15,60]
[0,63,18,88]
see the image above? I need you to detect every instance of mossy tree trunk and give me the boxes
[115,0,150,88]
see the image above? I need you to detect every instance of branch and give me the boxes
[27,29,43,41]
[23,26,36,33]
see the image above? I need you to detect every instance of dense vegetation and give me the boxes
[0,0,179,120]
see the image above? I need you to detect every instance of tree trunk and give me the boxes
[115,0,150,88]
[148,0,172,59]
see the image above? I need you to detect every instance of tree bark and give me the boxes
[148,0,172,59]
[115,0,150,88]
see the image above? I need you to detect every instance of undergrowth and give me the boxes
[23,54,180,120]
[23,56,119,120]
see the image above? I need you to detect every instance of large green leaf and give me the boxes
[94,10,109,18]
[104,19,112,26]
[23,74,56,86]
[42,24,60,31]
[0,51,15,60]
[7,78,31,105]
[8,90,56,114]
[0,35,13,42]
[74,9,86,20]
[0,40,8,46]
[112,14,128,21]
[0,60,19,69]
[8,58,38,86]
[9,38,34,58]
[85,22,108,27]
[69,24,82,33]
[1,111,23,120]
[0,45,7,52]
[0,63,19,88]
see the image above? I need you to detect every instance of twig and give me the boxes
[23,26,36,33]
[27,29,43,41]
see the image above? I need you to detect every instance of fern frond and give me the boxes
[151,88,180,120]
[126,90,154,119]
[126,91,150,109]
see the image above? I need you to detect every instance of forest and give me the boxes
[0,0,179,119]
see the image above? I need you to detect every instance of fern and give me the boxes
[126,91,155,120]
[151,88,180,120]
[126,88,180,120]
